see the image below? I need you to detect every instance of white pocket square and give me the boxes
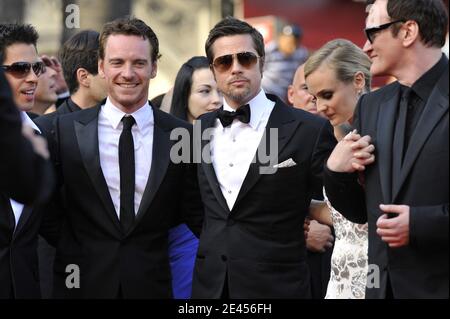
[273,158,297,168]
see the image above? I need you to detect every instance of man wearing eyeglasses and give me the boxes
[0,23,55,299]
[324,0,448,298]
[191,17,336,299]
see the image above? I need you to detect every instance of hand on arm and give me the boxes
[309,200,333,226]
[327,130,375,173]
[305,219,334,253]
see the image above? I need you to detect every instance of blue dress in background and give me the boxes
[168,223,199,299]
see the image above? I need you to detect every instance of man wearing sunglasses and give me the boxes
[0,23,55,299]
[191,17,336,299]
[0,70,52,204]
[324,0,448,298]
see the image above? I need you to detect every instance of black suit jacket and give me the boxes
[35,98,81,138]
[44,103,202,298]
[34,98,84,299]
[324,64,449,298]
[0,195,45,298]
[192,94,336,298]
[0,112,53,299]
[0,70,53,204]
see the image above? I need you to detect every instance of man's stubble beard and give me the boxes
[225,85,252,106]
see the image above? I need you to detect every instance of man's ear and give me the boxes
[259,56,265,77]
[150,62,157,79]
[287,85,295,105]
[76,68,90,88]
[98,59,105,79]
[402,20,419,47]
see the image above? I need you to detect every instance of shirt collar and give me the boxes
[66,97,82,113]
[411,54,448,101]
[102,97,154,131]
[222,89,272,130]
[20,111,41,133]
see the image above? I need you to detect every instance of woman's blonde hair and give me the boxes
[304,39,372,93]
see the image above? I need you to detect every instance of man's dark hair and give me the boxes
[0,23,39,64]
[59,30,101,94]
[367,0,448,48]
[205,17,265,67]
[99,16,161,63]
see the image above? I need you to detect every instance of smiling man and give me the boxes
[43,17,203,298]
[324,0,449,298]
[0,23,54,299]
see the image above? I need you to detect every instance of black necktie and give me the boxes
[393,86,412,166]
[217,104,251,128]
[392,86,411,193]
[119,115,136,232]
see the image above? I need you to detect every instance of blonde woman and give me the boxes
[305,39,371,299]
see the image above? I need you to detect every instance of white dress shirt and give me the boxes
[210,89,275,210]
[9,112,42,229]
[98,98,154,218]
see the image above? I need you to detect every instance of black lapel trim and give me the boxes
[393,70,449,201]
[376,83,400,203]
[128,107,174,234]
[199,109,231,213]
[12,205,33,239]
[74,106,123,235]
[234,97,300,208]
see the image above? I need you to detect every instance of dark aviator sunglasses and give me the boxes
[212,52,259,73]
[0,61,46,78]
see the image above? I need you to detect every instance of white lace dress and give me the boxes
[324,190,369,299]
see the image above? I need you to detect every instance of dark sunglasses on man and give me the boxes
[212,51,259,73]
[364,20,405,44]
[0,61,46,78]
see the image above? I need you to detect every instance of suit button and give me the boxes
[221,255,227,262]
[227,218,235,226]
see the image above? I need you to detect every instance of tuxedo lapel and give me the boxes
[74,106,122,234]
[234,100,300,207]
[393,71,449,201]
[12,205,32,239]
[130,108,172,233]
[376,84,400,204]
[199,110,230,214]
[0,194,15,237]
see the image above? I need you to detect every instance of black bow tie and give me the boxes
[217,104,251,128]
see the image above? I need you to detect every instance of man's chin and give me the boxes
[17,102,34,112]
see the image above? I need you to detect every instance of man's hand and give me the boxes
[327,130,375,173]
[306,220,334,253]
[41,55,68,95]
[22,125,50,160]
[376,204,410,248]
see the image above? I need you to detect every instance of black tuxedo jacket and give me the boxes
[192,94,336,298]
[0,195,46,298]
[0,112,53,299]
[324,65,449,298]
[44,103,203,298]
[0,70,53,204]
[35,97,81,137]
